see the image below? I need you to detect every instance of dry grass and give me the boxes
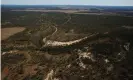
[1,27,26,40]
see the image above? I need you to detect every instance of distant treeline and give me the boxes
[2,5,133,11]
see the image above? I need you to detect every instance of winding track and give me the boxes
[50,26,57,36]
[50,14,71,37]
[41,14,95,47]
[42,14,71,42]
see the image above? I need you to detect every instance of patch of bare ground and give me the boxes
[73,12,119,15]
[12,9,88,13]
[1,27,26,40]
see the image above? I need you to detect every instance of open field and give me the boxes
[1,27,26,40]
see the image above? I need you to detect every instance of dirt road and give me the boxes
[44,14,71,39]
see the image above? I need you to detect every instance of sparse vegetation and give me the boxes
[1,6,133,80]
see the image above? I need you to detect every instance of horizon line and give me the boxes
[1,4,133,7]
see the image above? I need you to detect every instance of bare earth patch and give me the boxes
[1,27,26,40]
[12,9,88,13]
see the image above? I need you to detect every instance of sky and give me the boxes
[1,0,133,6]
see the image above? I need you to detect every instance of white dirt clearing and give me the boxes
[1,27,26,40]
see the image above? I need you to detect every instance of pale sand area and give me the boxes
[1,27,26,40]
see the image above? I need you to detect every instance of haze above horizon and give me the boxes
[1,0,133,6]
